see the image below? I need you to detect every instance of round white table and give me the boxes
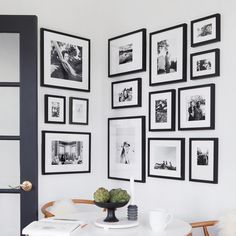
[64,211,192,236]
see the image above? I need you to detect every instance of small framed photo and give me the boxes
[150,24,187,86]
[45,95,66,124]
[112,78,141,109]
[189,138,218,184]
[69,97,89,125]
[178,84,215,130]
[149,89,175,131]
[108,116,145,182]
[148,138,185,180]
[191,13,221,47]
[191,49,220,80]
[108,29,146,77]
[42,131,91,175]
[41,28,90,92]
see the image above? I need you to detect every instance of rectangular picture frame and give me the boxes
[112,78,142,109]
[148,138,185,180]
[42,131,91,175]
[41,28,90,92]
[149,89,176,131]
[189,138,218,184]
[190,49,220,80]
[108,28,146,77]
[150,24,187,86]
[108,116,146,183]
[178,84,215,130]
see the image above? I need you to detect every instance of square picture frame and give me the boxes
[42,131,91,175]
[190,49,220,80]
[112,78,142,109]
[189,138,218,184]
[150,24,187,86]
[41,28,90,92]
[149,89,176,131]
[69,97,89,125]
[108,116,145,183]
[108,28,146,77]
[148,138,185,180]
[45,95,66,124]
[191,13,221,47]
[178,84,215,130]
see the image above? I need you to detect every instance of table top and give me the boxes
[64,211,192,236]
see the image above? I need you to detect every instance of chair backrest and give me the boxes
[187,220,218,236]
[41,199,95,218]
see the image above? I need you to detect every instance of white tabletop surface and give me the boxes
[62,211,192,236]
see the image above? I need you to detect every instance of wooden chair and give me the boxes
[41,199,95,218]
[187,220,218,236]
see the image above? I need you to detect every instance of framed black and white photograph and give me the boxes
[45,95,66,124]
[112,78,141,109]
[150,24,187,86]
[42,131,91,175]
[108,116,145,182]
[191,49,220,80]
[191,13,221,47]
[108,28,146,77]
[41,28,90,92]
[178,84,215,130]
[69,97,89,125]
[149,90,175,131]
[148,138,185,180]
[189,138,218,184]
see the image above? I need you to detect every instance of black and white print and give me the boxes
[155,99,167,123]
[190,138,218,184]
[42,131,91,175]
[41,28,90,91]
[148,138,185,180]
[191,14,221,47]
[150,24,187,86]
[112,78,141,109]
[119,44,133,64]
[108,116,145,182]
[178,84,215,130]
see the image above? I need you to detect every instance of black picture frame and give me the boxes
[108,116,146,183]
[111,78,142,109]
[149,24,187,86]
[190,49,220,80]
[44,94,66,124]
[149,89,176,131]
[148,138,185,180]
[189,138,218,184]
[69,97,89,125]
[178,84,215,130]
[108,28,146,77]
[42,131,91,175]
[41,28,90,92]
[191,13,221,47]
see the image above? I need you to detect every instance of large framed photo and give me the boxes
[178,84,215,130]
[108,29,146,77]
[149,89,175,131]
[112,78,141,109]
[148,138,185,180]
[190,49,220,80]
[41,28,90,92]
[42,131,91,175]
[108,116,145,182]
[150,24,187,86]
[45,95,66,124]
[191,13,221,47]
[69,97,89,125]
[189,138,218,184]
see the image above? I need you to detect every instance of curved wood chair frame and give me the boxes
[187,220,218,236]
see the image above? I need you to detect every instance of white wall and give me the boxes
[1,0,236,233]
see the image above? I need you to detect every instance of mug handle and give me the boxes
[164,213,173,228]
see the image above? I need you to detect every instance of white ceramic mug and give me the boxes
[149,209,173,232]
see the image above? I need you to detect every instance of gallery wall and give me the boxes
[0,0,236,230]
